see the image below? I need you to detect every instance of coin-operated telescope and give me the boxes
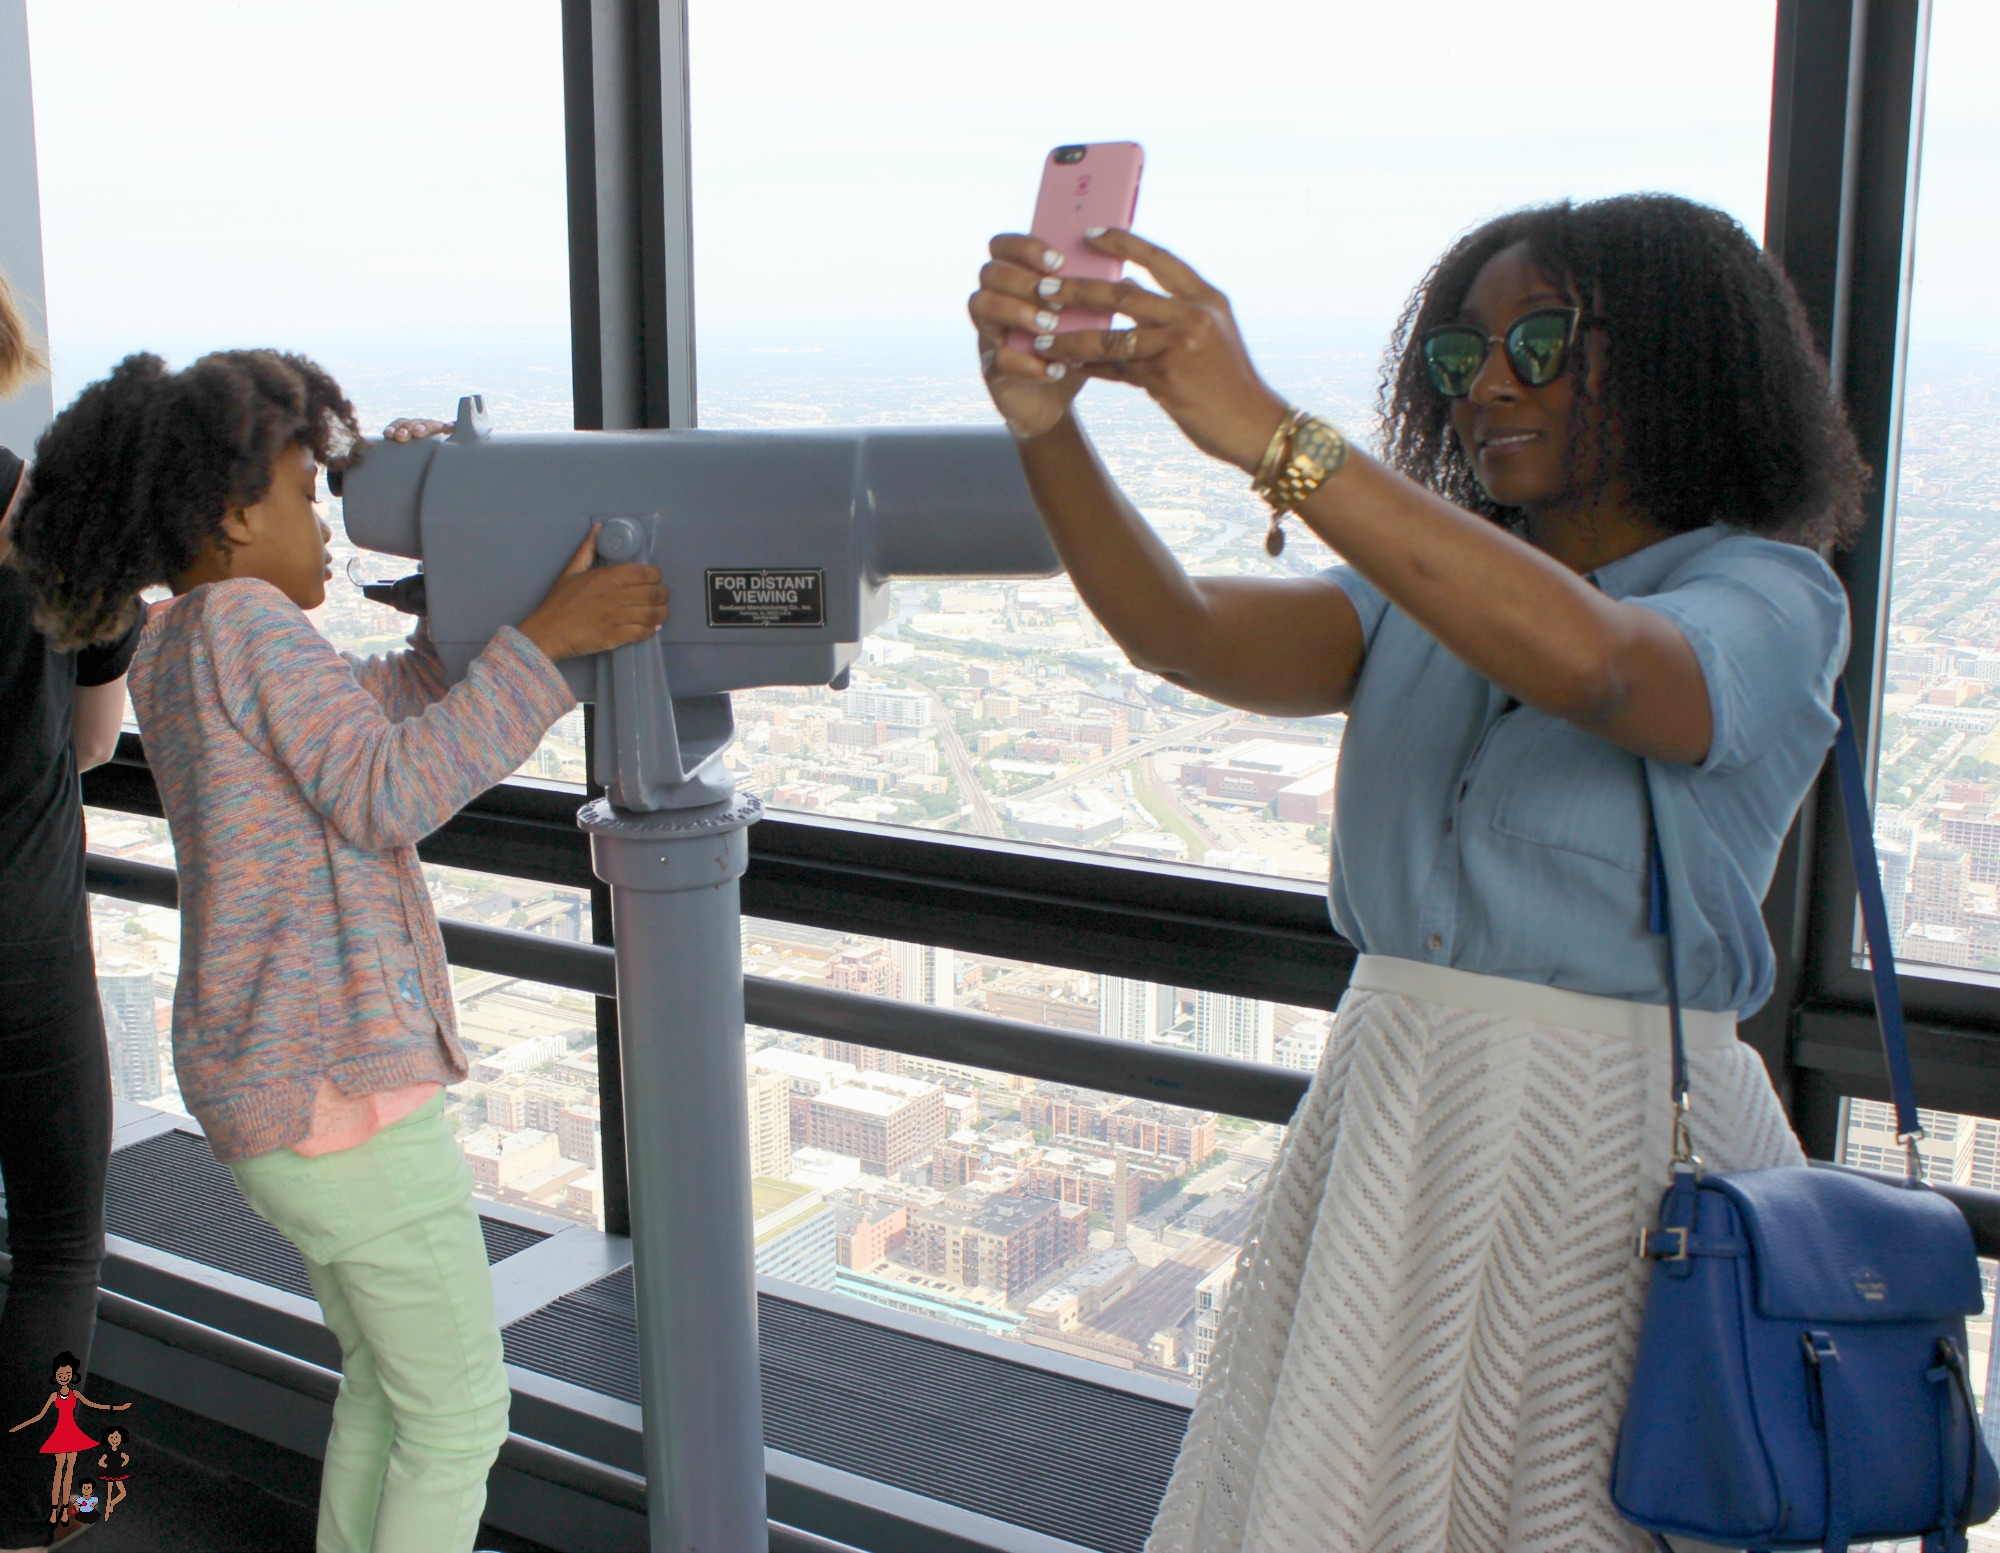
[337,394,1057,810]
[336,396,1058,1553]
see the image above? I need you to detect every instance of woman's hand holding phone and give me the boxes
[971,235,1089,440]
[972,143,1286,465]
[971,142,1142,441]
[1007,142,1144,349]
[972,230,1288,471]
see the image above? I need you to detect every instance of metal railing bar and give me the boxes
[86,735,1342,934]
[1815,1162,2000,1255]
[750,978,1307,1126]
[96,850,2000,1248]
[82,739,1357,1008]
[84,852,1308,1125]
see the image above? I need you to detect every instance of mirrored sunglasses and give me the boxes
[1420,307,1592,399]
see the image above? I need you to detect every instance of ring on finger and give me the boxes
[1120,329,1141,359]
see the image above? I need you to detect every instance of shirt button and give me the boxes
[1425,933,1443,953]
[1443,816,1454,834]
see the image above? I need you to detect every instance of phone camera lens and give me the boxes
[1054,146,1086,165]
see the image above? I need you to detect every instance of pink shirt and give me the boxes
[292,1079,443,1157]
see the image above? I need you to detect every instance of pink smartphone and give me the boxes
[1007,141,1144,352]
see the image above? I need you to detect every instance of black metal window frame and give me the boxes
[78,0,1994,1221]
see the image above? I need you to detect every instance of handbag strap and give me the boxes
[1804,1329,1854,1553]
[1648,825,1693,1167]
[1652,678,1924,1172]
[1829,679,1923,1149]
[1928,1338,1980,1553]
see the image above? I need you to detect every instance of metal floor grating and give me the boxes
[103,1128,548,1301]
[502,1266,1188,1553]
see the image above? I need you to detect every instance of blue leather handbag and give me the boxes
[1609,682,2000,1553]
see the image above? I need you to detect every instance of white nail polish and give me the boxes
[1084,226,1106,238]
[1044,362,1067,381]
[1035,310,1059,331]
[1043,249,1064,270]
[1037,277,1062,298]
[1034,334,1056,351]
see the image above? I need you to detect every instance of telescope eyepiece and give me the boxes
[358,572,427,615]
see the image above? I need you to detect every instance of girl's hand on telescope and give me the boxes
[970,236,1090,440]
[369,421,669,661]
[1007,230,1291,473]
[518,526,671,663]
[382,417,452,442]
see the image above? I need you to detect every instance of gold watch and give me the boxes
[1252,414,1349,555]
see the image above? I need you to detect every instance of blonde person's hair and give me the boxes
[0,266,49,399]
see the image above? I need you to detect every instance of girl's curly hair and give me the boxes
[1378,193,1868,550]
[12,349,361,648]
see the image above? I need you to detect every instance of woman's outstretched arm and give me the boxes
[1277,442,1709,760]
[971,243,1363,720]
[984,230,1715,765]
[1016,413,1362,718]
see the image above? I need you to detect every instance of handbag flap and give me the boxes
[1709,1166,1981,1322]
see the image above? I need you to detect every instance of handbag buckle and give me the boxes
[1636,1226,1689,1262]
[1670,1093,1705,1180]
[1800,1330,1838,1431]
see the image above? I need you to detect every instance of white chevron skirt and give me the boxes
[1147,956,1804,1553]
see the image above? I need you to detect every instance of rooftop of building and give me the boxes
[817,1081,924,1117]
[1116,1099,1216,1127]
[1029,1083,1129,1109]
[749,1047,857,1086]
[460,1125,556,1160]
[752,1177,829,1244]
[1194,737,1338,778]
[968,1195,1058,1232]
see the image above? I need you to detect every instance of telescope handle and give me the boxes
[590,517,737,813]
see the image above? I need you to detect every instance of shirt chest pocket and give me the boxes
[1480,712,1651,875]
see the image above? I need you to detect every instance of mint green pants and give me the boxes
[230,1093,510,1553]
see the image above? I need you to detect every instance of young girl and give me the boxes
[93,1426,128,1521]
[11,349,667,1553]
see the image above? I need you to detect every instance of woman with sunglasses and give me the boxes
[969,192,1866,1552]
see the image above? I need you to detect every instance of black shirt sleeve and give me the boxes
[74,609,144,688]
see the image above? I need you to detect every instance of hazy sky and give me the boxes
[19,0,1997,406]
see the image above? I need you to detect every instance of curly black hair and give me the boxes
[12,349,361,648]
[1378,193,1867,550]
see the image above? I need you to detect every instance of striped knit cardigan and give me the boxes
[128,578,573,1161]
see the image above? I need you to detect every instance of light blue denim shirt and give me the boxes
[1325,525,1849,1015]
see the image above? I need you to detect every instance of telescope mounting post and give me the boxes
[582,523,768,1552]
